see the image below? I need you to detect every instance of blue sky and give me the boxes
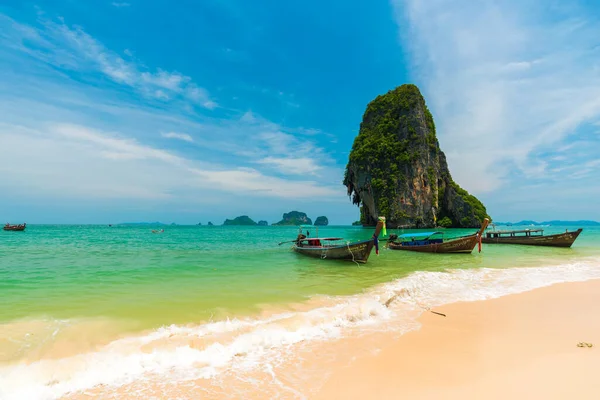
[0,0,599,224]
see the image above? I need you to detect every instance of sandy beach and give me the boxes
[315,279,600,400]
[57,277,600,400]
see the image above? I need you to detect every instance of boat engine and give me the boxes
[296,233,306,244]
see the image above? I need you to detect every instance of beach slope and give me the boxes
[316,280,600,400]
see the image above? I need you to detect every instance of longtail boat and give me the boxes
[3,223,26,231]
[288,217,386,263]
[387,218,489,254]
[482,227,582,247]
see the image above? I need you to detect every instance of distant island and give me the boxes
[314,216,328,226]
[223,216,257,226]
[118,222,166,226]
[493,220,599,226]
[258,220,268,226]
[352,221,362,226]
[207,222,214,226]
[273,211,312,226]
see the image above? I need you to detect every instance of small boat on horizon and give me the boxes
[284,217,386,263]
[386,218,489,254]
[481,227,582,247]
[3,223,26,231]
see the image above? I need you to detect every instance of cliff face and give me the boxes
[343,84,490,228]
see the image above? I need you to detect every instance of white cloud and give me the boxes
[161,132,194,143]
[258,131,298,154]
[393,0,600,193]
[191,168,336,198]
[257,157,322,176]
[141,69,188,91]
[56,124,184,165]
[0,11,348,213]
[296,127,321,136]
[0,13,216,107]
[111,2,131,8]
[0,123,339,200]
[584,159,600,168]
[240,110,257,123]
[186,86,216,109]
[153,90,169,100]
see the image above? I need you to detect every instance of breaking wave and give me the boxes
[1,258,600,400]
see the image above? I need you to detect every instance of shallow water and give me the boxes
[1,224,599,399]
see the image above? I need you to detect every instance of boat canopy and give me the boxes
[300,237,343,241]
[488,228,543,234]
[397,231,443,238]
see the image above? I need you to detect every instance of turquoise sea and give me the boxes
[1,224,600,399]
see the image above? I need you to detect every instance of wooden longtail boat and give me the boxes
[290,217,385,263]
[387,218,489,254]
[481,227,582,247]
[3,223,26,231]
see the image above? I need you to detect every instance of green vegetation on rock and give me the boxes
[223,216,257,226]
[314,216,329,226]
[437,216,453,228]
[343,84,491,228]
[273,211,312,226]
[450,183,489,225]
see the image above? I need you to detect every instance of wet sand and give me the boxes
[315,279,600,400]
[62,279,600,399]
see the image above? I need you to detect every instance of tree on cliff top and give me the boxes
[343,84,490,228]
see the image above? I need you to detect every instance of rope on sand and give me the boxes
[577,342,593,348]
[382,288,446,317]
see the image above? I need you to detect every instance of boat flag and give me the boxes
[379,216,387,237]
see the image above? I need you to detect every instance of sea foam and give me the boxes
[1,258,599,400]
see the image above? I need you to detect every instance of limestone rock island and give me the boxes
[223,216,257,226]
[273,211,312,226]
[314,216,329,226]
[343,84,490,228]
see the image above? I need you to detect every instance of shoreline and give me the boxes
[59,277,600,400]
[3,265,600,399]
[315,279,600,400]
